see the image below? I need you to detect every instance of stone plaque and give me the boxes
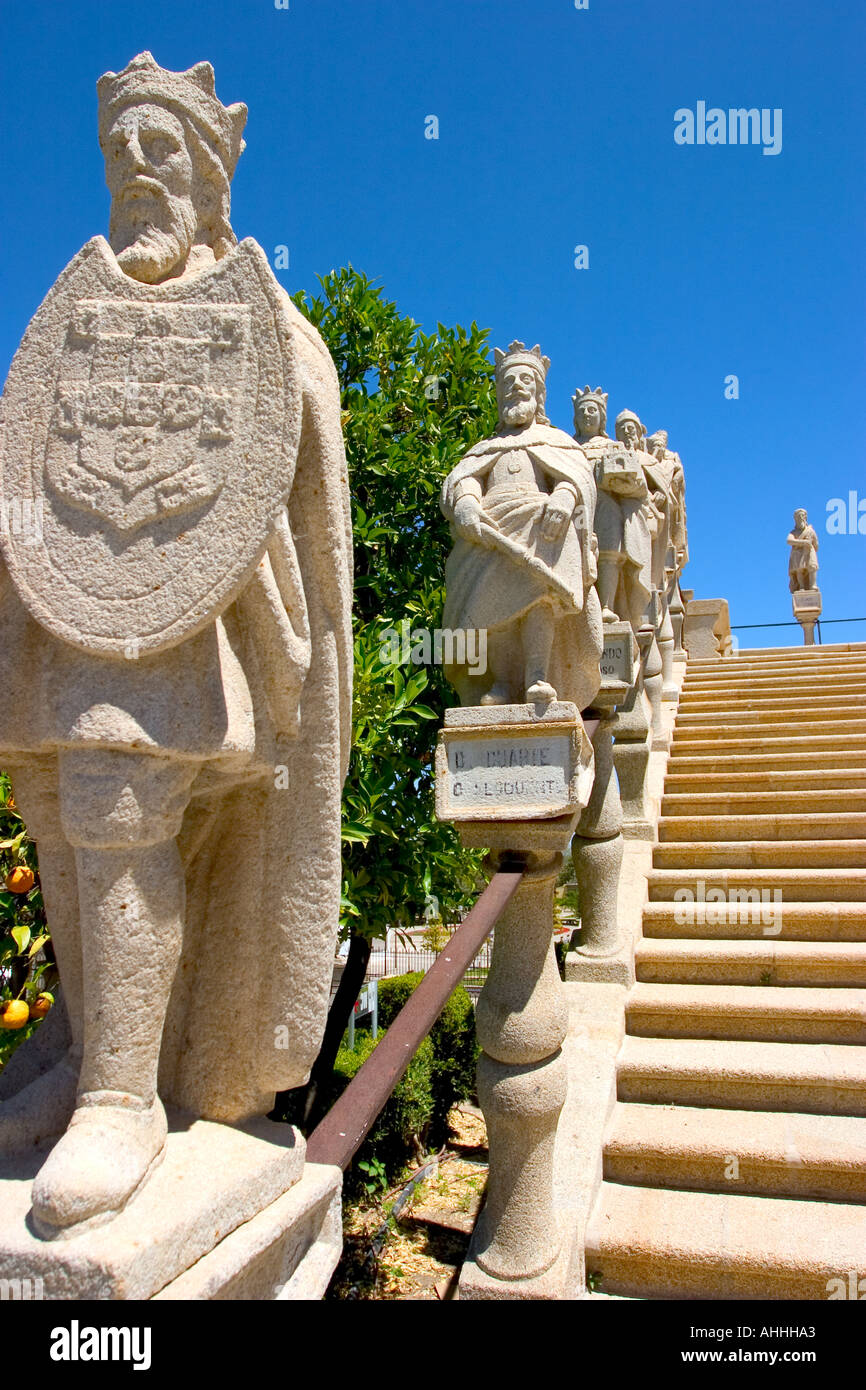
[596,621,636,710]
[792,587,822,616]
[600,631,634,683]
[597,451,645,498]
[435,702,594,822]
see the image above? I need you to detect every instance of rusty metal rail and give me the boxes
[306,862,526,1169]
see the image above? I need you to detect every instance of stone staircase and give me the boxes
[585,643,866,1300]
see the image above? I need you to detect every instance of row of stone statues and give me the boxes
[440,348,689,718]
[0,46,684,1295]
[433,346,691,1292]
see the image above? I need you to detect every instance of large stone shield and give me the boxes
[0,236,301,656]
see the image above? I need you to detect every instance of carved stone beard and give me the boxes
[110,187,199,284]
[501,398,537,429]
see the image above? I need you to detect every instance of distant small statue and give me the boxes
[787,508,819,592]
[441,343,602,708]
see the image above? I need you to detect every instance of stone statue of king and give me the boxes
[0,54,352,1236]
[440,342,602,710]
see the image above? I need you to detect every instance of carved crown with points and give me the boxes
[572,385,608,412]
[97,52,248,178]
[494,341,550,383]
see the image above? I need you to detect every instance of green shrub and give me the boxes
[378,971,478,1145]
[334,1029,434,1190]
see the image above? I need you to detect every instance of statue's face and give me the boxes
[794,509,807,527]
[575,400,602,436]
[498,365,538,428]
[104,104,198,283]
[616,418,642,449]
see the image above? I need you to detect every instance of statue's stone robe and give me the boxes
[0,247,353,1121]
[788,524,819,590]
[441,423,602,710]
[578,430,652,619]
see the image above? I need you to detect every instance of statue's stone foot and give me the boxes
[480,683,511,706]
[0,1055,79,1154]
[601,607,619,624]
[526,681,556,704]
[31,1091,167,1238]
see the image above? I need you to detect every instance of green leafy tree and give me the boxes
[279,267,497,1128]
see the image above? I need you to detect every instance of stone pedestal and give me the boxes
[638,626,668,751]
[436,702,592,1298]
[669,579,687,663]
[683,597,733,660]
[569,622,630,982]
[612,681,653,838]
[0,1116,338,1299]
[792,587,822,645]
[658,599,678,702]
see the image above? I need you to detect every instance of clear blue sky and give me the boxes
[2,0,863,647]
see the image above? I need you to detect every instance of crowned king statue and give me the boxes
[0,53,352,1236]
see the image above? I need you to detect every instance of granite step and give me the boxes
[681,660,866,685]
[670,734,866,759]
[648,868,866,901]
[703,643,866,659]
[603,1104,866,1202]
[671,719,866,743]
[648,867,866,902]
[642,900,866,940]
[665,748,866,773]
[685,646,866,670]
[652,839,866,869]
[635,938,866,987]
[661,790,866,816]
[625,983,866,1044]
[679,682,866,707]
[682,665,866,689]
[658,812,866,842]
[662,770,866,793]
[617,1035,866,1114]
[675,706,866,728]
[585,1181,866,1299]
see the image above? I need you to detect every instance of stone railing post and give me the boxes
[473,849,568,1280]
[435,701,593,1298]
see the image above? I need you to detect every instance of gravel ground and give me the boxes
[325,1105,488,1300]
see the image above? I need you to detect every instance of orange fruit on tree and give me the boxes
[1,1000,30,1030]
[30,993,54,1019]
[5,865,34,894]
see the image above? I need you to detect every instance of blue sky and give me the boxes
[2,0,863,647]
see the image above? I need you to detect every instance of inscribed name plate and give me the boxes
[437,726,583,821]
[600,635,633,683]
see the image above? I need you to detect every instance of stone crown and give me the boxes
[97,52,248,178]
[494,341,550,383]
[572,385,608,412]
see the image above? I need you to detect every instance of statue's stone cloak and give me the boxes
[0,240,353,1119]
[583,431,652,610]
[441,423,602,711]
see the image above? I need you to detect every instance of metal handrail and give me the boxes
[306,862,526,1169]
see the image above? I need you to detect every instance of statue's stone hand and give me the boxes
[540,504,569,543]
[453,496,487,545]
[539,484,575,543]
